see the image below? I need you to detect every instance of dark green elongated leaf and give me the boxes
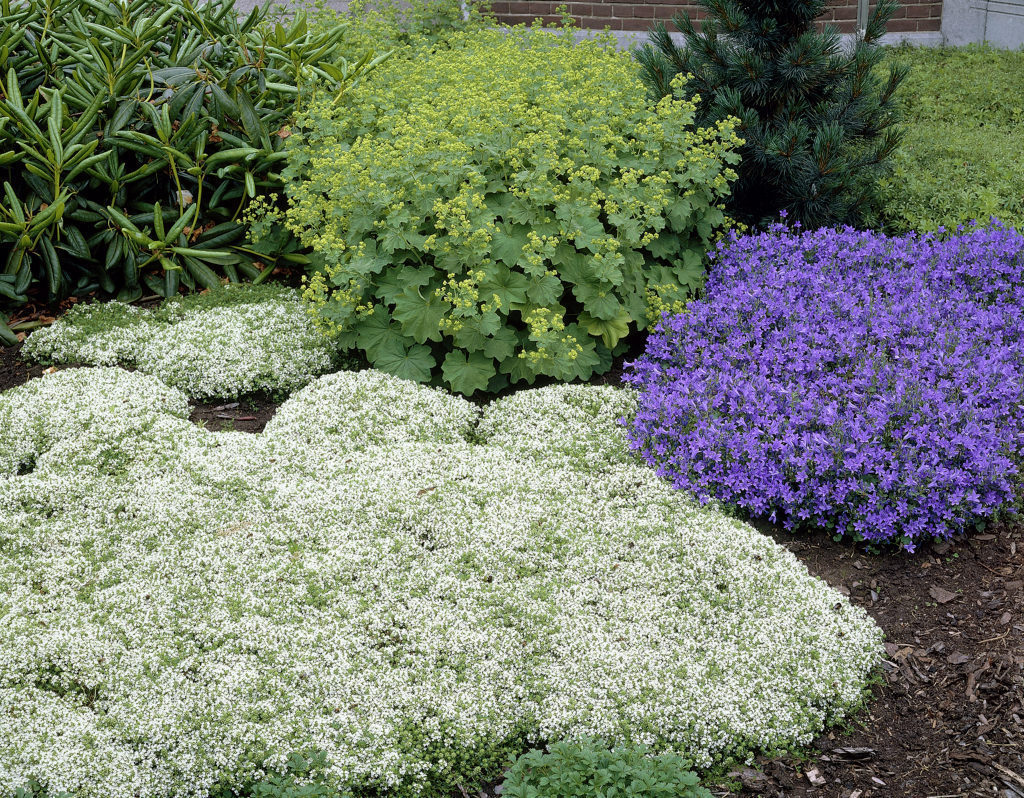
[165,204,198,243]
[153,200,165,240]
[238,3,262,34]
[151,66,198,85]
[156,103,173,143]
[62,139,100,169]
[104,237,123,273]
[195,222,244,248]
[105,205,142,234]
[57,225,90,260]
[64,150,110,182]
[163,264,180,297]
[209,83,238,116]
[206,178,237,209]
[111,133,167,157]
[105,100,138,137]
[250,261,275,284]
[123,249,140,288]
[37,235,61,296]
[170,246,239,265]
[237,262,260,280]
[0,315,18,346]
[12,252,32,293]
[180,254,222,289]
[117,283,143,303]
[65,92,103,147]
[233,89,266,147]
[180,83,206,120]
[204,146,260,169]
[0,99,48,149]
[24,162,57,184]
[121,158,168,183]
[2,183,25,224]
[46,91,64,163]
[0,274,18,297]
[22,173,53,204]
[27,196,65,237]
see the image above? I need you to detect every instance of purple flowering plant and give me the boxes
[625,222,1024,550]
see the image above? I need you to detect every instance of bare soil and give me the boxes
[730,522,1024,798]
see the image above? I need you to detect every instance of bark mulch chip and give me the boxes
[3,341,1023,797]
[189,397,280,433]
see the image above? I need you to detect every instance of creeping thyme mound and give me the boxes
[475,384,639,470]
[0,368,881,797]
[22,285,336,398]
[626,223,1024,549]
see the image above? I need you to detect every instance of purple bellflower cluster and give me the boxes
[625,222,1024,550]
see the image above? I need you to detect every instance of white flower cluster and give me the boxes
[21,288,336,399]
[0,368,883,798]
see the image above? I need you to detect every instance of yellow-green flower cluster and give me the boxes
[284,23,741,395]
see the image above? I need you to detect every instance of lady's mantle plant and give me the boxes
[281,24,741,395]
[0,367,881,797]
[626,223,1024,549]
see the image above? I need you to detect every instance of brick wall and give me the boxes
[488,0,943,34]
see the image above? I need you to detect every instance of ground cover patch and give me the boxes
[20,285,337,399]
[876,44,1024,233]
[0,366,881,797]
[626,224,1024,549]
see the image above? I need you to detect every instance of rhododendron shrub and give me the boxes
[626,223,1024,549]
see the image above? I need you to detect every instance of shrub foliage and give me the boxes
[635,0,906,229]
[284,25,740,395]
[626,224,1024,549]
[0,0,379,343]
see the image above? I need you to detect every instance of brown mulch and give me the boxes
[2,342,1023,798]
[188,397,280,432]
[728,523,1024,798]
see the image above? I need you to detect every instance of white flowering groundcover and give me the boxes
[0,367,882,797]
[20,285,336,399]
